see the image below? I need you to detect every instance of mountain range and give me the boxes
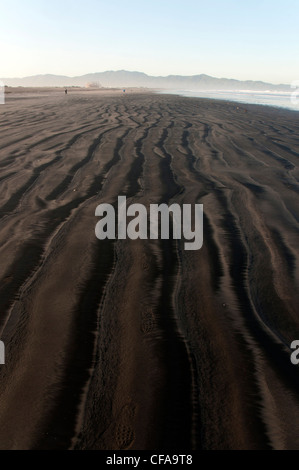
[1,70,290,92]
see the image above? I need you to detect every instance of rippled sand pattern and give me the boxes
[0,91,298,450]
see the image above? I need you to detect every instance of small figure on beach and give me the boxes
[65,89,68,95]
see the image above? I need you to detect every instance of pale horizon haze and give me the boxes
[1,0,299,84]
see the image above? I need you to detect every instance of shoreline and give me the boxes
[3,85,299,113]
[156,89,299,113]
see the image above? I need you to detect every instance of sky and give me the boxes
[0,0,298,84]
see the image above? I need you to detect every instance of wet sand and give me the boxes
[0,89,299,450]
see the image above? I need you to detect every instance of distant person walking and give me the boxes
[65,89,68,95]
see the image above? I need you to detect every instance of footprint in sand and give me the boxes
[140,307,156,334]
[115,403,136,449]
[116,423,135,449]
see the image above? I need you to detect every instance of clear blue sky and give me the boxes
[1,0,298,83]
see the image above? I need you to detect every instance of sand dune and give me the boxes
[0,89,298,449]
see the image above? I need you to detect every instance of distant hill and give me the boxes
[0,70,290,92]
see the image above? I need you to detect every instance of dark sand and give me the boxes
[0,89,299,450]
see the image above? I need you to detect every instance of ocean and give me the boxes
[161,89,299,112]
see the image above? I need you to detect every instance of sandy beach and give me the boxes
[0,89,299,450]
